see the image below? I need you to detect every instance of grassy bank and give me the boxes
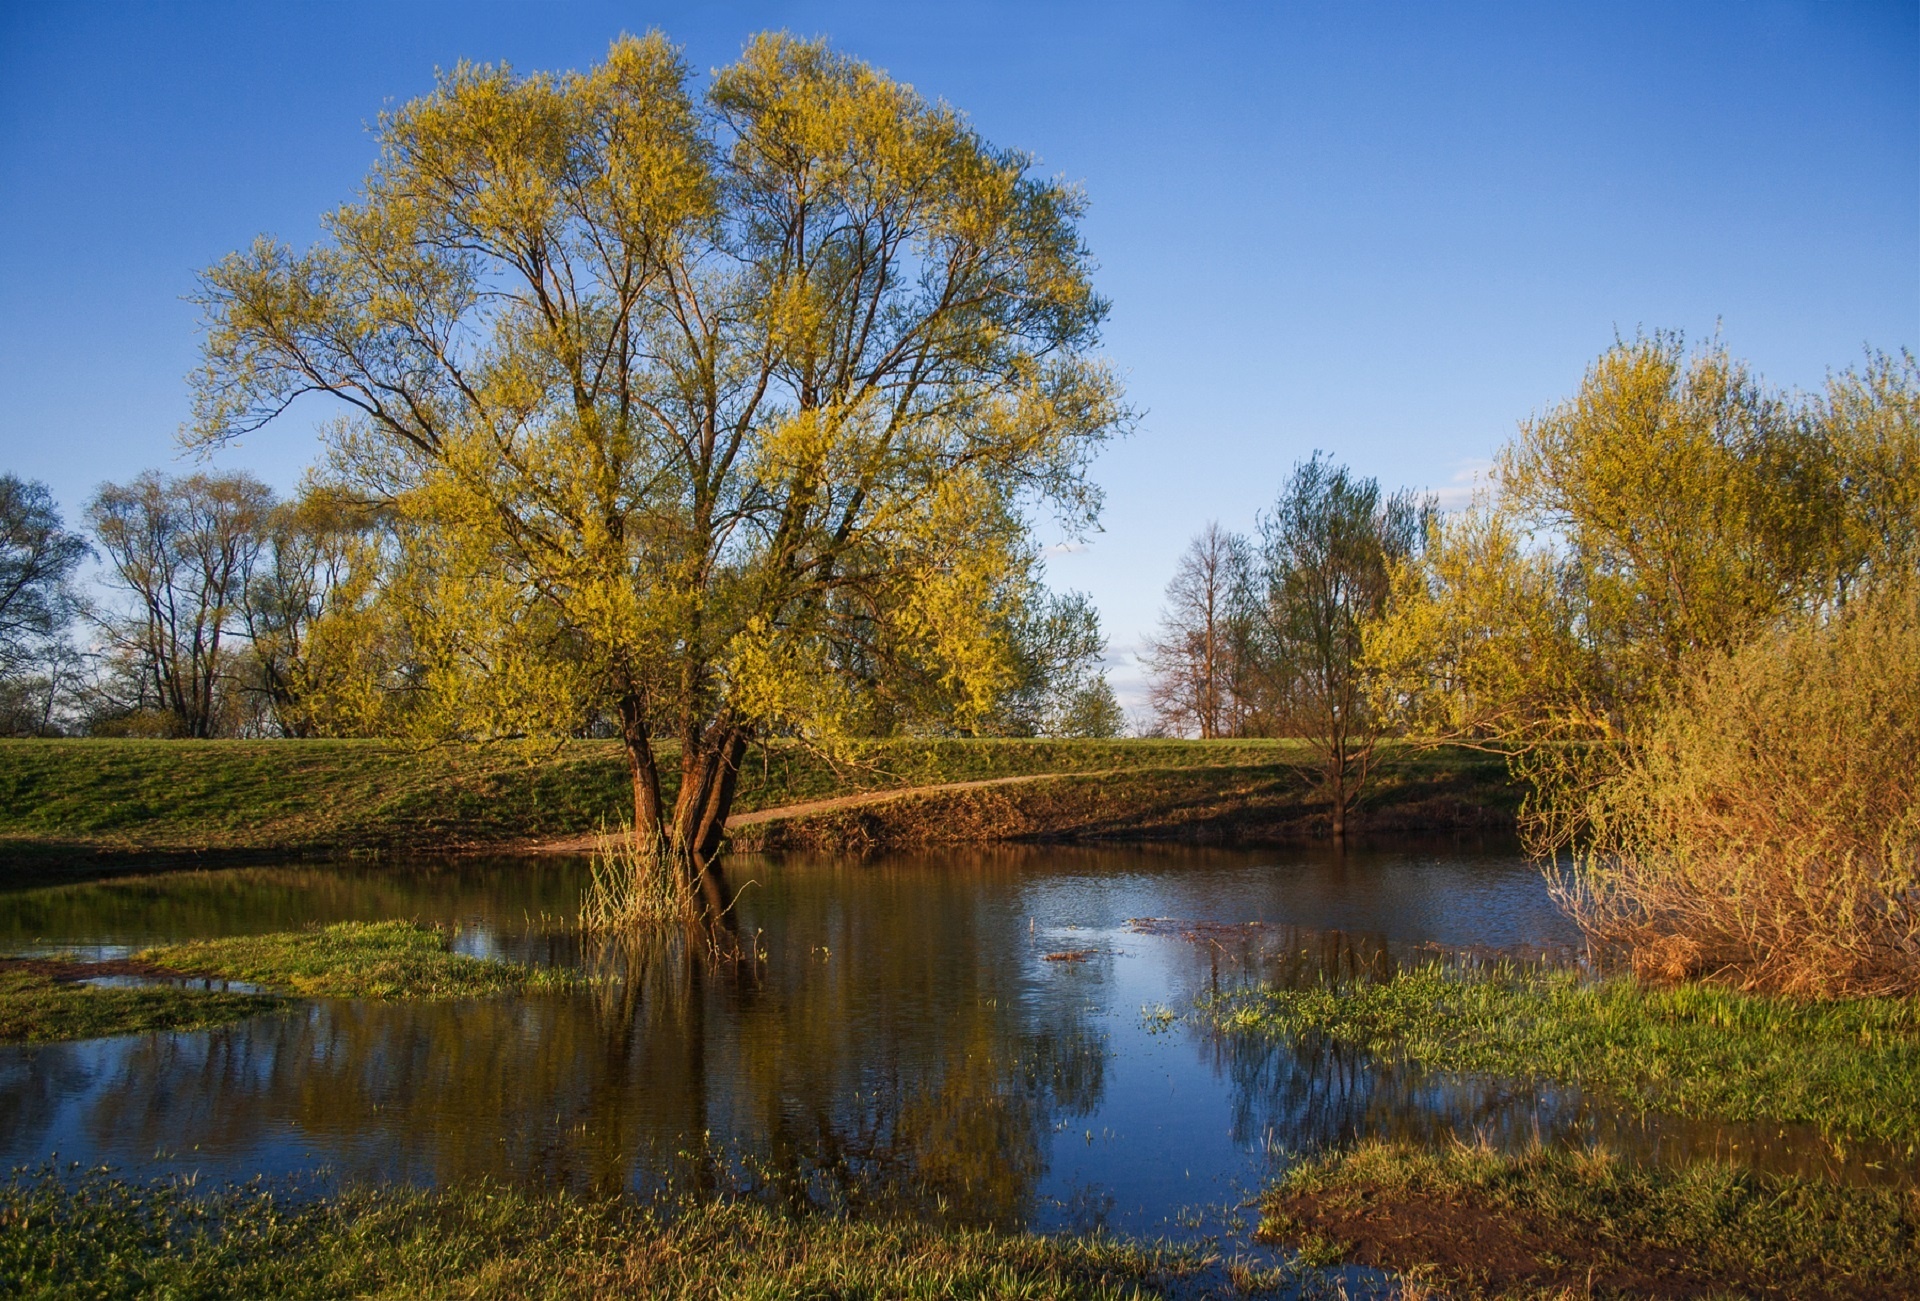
[0,737,1518,868]
[735,746,1514,853]
[1262,1138,1920,1299]
[0,1168,1201,1301]
[0,922,572,1043]
[1205,964,1920,1149]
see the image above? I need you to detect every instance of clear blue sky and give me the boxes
[3,1,1915,713]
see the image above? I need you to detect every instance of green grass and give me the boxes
[1262,1138,1920,1299]
[0,968,276,1044]
[0,1169,1201,1300]
[0,923,574,1043]
[140,920,576,1000]
[1205,964,1920,1149]
[0,736,1517,864]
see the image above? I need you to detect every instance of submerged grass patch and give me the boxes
[1205,964,1920,1148]
[140,920,575,1000]
[0,968,276,1044]
[0,922,573,1043]
[0,1168,1197,1301]
[1262,1138,1920,1299]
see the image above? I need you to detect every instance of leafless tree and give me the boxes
[1141,522,1254,738]
[85,470,273,738]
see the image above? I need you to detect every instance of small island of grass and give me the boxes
[0,921,575,1045]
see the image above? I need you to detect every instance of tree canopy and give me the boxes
[189,33,1126,912]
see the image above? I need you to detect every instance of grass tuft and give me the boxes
[139,920,576,1000]
[0,968,276,1043]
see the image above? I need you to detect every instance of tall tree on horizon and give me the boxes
[1251,454,1429,837]
[1141,521,1251,738]
[85,470,274,738]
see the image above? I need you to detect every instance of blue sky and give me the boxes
[3,1,1914,713]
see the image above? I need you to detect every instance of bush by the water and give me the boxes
[1562,583,1920,997]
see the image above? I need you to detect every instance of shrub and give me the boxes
[1558,582,1920,996]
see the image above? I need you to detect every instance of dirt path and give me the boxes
[525,770,1108,855]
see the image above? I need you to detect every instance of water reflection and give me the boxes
[1,842,1882,1239]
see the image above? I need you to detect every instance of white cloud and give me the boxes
[1426,458,1496,512]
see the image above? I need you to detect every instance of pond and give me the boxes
[0,841,1863,1245]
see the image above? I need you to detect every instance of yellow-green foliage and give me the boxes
[190,31,1125,863]
[1368,506,1608,746]
[1370,338,1919,753]
[1564,583,1920,996]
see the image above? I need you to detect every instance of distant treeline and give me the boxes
[0,474,1123,744]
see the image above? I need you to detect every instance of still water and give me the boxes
[0,843,1865,1241]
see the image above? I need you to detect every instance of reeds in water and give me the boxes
[580,828,697,931]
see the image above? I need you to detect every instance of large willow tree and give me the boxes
[191,34,1123,916]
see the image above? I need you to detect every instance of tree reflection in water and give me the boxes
[27,859,1108,1228]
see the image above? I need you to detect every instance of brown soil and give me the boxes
[1264,1187,1891,1300]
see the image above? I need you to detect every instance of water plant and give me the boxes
[580,828,697,931]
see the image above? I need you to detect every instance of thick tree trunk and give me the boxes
[617,692,664,841]
[669,724,748,929]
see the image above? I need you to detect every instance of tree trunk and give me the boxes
[670,725,748,929]
[617,692,664,841]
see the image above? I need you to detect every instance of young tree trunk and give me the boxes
[1328,733,1349,839]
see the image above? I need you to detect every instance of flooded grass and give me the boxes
[1205,964,1920,1148]
[0,1166,1204,1301]
[140,920,577,1000]
[1262,1137,1920,1299]
[0,922,575,1043]
[0,966,276,1043]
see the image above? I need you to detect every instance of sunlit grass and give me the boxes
[140,920,576,1000]
[0,736,1510,863]
[0,1168,1198,1300]
[1262,1138,1920,1299]
[1205,963,1920,1148]
[0,922,574,1043]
